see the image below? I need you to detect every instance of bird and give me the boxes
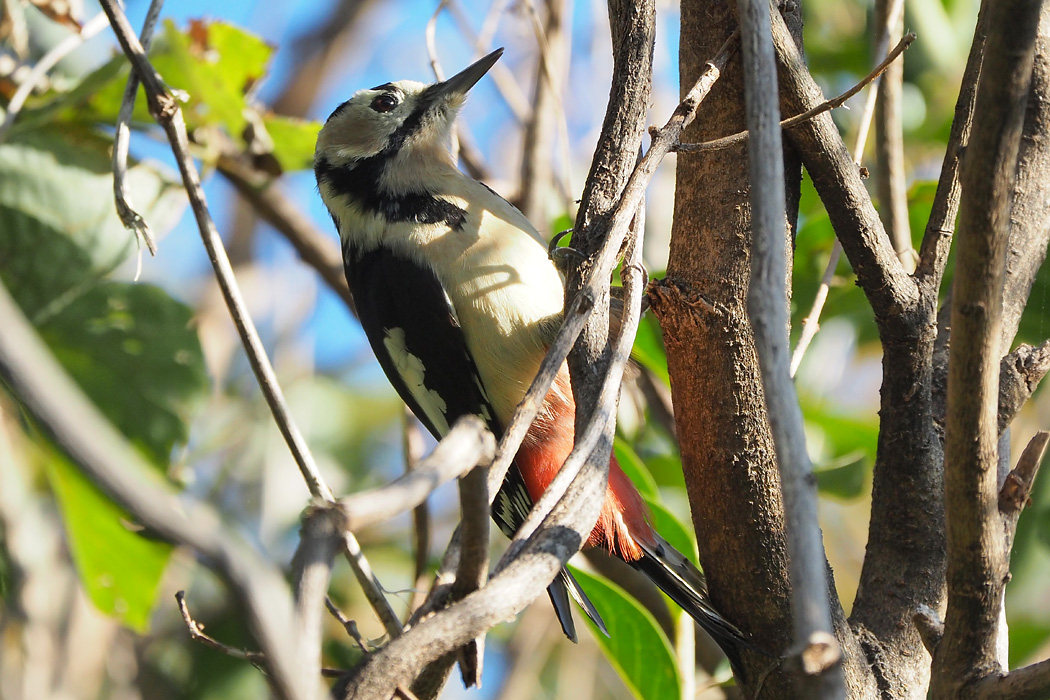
[314,47,749,661]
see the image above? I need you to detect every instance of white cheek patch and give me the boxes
[383,327,450,435]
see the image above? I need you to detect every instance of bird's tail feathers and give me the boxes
[547,567,608,643]
[633,534,751,665]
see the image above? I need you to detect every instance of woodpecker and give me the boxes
[314,48,748,658]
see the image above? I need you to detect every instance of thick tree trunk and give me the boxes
[651,0,792,692]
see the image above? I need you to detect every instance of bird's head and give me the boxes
[316,48,503,170]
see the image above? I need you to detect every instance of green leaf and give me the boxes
[152,19,272,136]
[568,566,681,700]
[0,126,185,278]
[40,282,208,465]
[813,455,868,499]
[632,315,670,385]
[45,454,172,631]
[77,20,272,138]
[264,114,321,172]
[614,438,660,501]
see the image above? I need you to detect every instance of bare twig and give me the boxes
[0,11,111,143]
[999,431,1047,517]
[292,504,348,700]
[443,0,532,123]
[499,183,646,563]
[874,0,914,270]
[175,591,268,666]
[518,0,572,223]
[788,8,908,375]
[96,0,403,638]
[402,412,431,616]
[933,0,1041,691]
[339,417,494,531]
[915,1,989,286]
[677,33,914,154]
[740,0,842,695]
[771,8,918,321]
[113,0,164,265]
[325,598,372,653]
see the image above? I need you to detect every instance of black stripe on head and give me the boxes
[382,82,443,155]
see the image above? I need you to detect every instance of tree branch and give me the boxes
[741,0,843,694]
[96,0,404,637]
[874,0,913,270]
[915,0,988,288]
[770,7,918,322]
[292,503,347,700]
[975,657,1050,700]
[932,0,1041,691]
[339,418,494,530]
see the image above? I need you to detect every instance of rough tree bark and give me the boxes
[649,0,880,695]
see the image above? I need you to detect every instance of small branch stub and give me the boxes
[914,603,946,654]
[1000,430,1048,514]
[799,631,843,676]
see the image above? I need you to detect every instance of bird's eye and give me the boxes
[370,93,399,113]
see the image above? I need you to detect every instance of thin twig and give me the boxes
[0,11,111,143]
[874,0,914,270]
[113,0,164,267]
[444,0,532,123]
[96,0,404,638]
[677,33,915,154]
[339,417,494,531]
[789,4,908,377]
[325,598,372,653]
[402,411,431,617]
[176,591,268,666]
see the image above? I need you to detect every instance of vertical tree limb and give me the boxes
[739,0,844,694]
[932,0,1040,693]
[874,0,913,270]
[565,0,654,441]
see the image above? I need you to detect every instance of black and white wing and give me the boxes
[342,242,606,641]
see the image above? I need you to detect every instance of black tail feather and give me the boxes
[632,536,752,674]
[547,567,608,643]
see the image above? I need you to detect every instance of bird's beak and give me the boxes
[431,48,504,99]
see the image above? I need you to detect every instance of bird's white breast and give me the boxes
[391,176,564,425]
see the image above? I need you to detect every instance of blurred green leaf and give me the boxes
[77,20,272,140]
[0,123,205,631]
[1034,506,1050,552]
[1007,618,1050,669]
[814,455,868,499]
[263,114,321,172]
[45,454,172,632]
[0,127,184,275]
[40,282,208,465]
[642,452,688,491]
[632,314,670,385]
[569,565,681,700]
[615,438,660,501]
